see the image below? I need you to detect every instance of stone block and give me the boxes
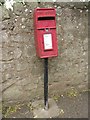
[3,85,23,101]
[2,6,10,21]
[13,2,24,16]
[14,48,22,59]
[16,60,28,71]
[2,48,14,61]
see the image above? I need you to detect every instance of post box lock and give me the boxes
[34,8,58,58]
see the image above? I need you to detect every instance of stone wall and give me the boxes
[1,2,88,103]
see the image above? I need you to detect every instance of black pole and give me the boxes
[44,58,48,110]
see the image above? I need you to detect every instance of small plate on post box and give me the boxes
[43,34,53,51]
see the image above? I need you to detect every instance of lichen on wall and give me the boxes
[0,2,88,103]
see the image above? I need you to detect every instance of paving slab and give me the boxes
[32,98,59,118]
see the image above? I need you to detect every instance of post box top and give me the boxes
[34,8,56,17]
[35,8,55,11]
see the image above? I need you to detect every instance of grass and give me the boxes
[2,104,21,118]
[66,88,78,98]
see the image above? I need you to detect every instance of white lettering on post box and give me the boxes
[44,34,53,50]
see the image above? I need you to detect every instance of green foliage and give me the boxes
[53,95,60,101]
[3,104,21,118]
[66,88,78,98]
[27,102,34,111]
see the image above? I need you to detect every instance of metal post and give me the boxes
[44,58,48,110]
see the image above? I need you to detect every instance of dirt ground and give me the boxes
[2,91,88,118]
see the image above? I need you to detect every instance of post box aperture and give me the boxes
[34,8,58,58]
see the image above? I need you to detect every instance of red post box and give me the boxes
[34,8,58,58]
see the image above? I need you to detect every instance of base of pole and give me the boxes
[44,102,49,110]
[32,98,59,118]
